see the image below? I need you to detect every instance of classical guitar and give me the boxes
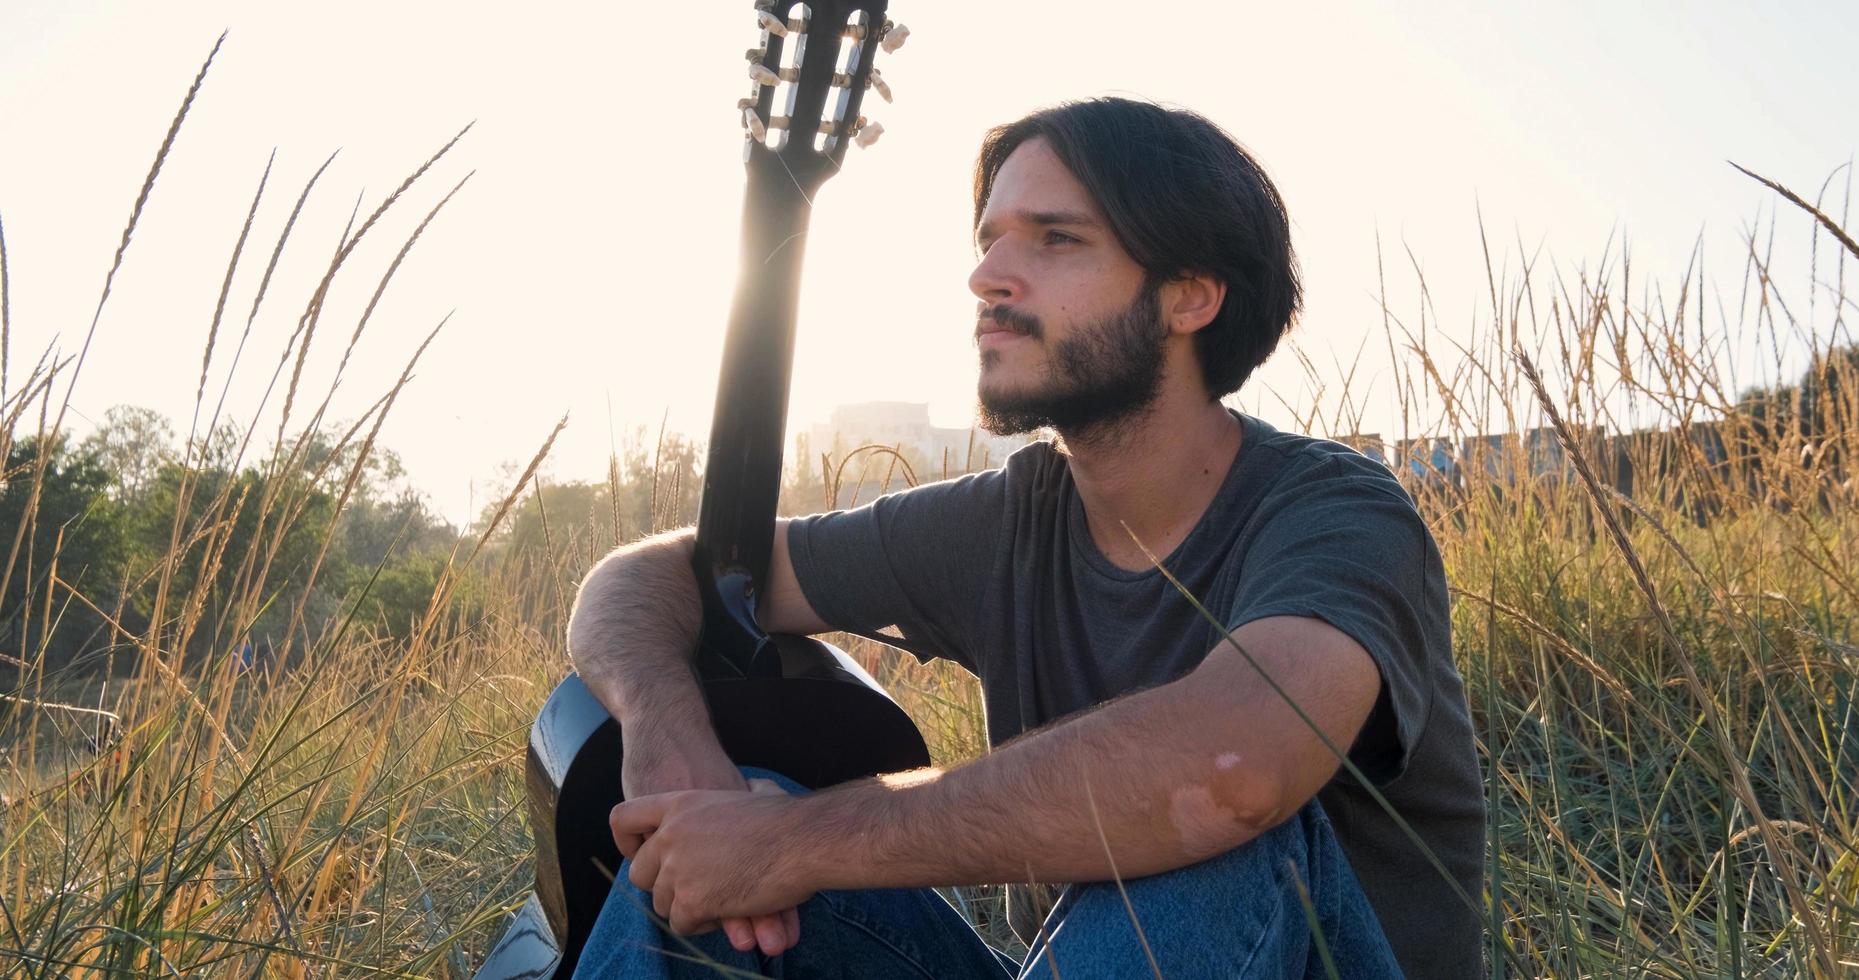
[475,4,925,977]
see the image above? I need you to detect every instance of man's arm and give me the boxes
[568,528,732,794]
[614,614,1383,930]
[830,615,1380,885]
[567,520,832,954]
[567,519,832,793]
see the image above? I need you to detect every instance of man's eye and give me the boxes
[1044,231,1079,245]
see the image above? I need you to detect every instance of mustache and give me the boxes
[977,304,1043,340]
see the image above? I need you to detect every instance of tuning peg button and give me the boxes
[870,66,892,103]
[757,10,789,36]
[748,63,780,86]
[880,22,909,53]
[855,120,885,148]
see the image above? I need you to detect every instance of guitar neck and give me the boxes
[692,162,819,673]
[689,0,895,676]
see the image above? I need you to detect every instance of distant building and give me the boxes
[1334,432,1388,464]
[1395,436,1460,487]
[1454,426,1581,483]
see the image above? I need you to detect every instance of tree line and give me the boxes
[0,406,960,676]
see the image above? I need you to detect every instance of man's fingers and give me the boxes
[753,913,786,956]
[627,837,664,895]
[783,905,801,950]
[610,799,655,861]
[610,797,666,839]
[746,777,789,797]
[653,884,673,922]
[722,917,756,952]
[670,903,706,936]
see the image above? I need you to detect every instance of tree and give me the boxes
[80,405,176,506]
[0,436,130,669]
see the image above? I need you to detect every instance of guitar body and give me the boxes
[478,3,909,975]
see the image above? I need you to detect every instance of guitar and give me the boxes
[475,4,925,977]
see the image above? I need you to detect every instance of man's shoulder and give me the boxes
[1241,416,1412,504]
[902,437,1068,505]
[998,437,1069,489]
[869,438,1057,507]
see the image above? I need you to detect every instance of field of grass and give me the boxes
[4,42,1858,979]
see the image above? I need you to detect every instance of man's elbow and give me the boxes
[566,529,697,665]
[1169,767,1293,865]
[575,529,693,602]
[1224,767,1296,844]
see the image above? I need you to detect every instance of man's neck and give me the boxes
[1060,387,1243,572]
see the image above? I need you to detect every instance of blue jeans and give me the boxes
[573,768,1401,979]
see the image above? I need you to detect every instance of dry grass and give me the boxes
[3,40,1859,979]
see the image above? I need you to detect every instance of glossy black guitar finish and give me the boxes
[478,3,920,977]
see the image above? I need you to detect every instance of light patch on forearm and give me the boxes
[1168,785,1244,856]
[878,767,944,789]
[1214,752,1241,771]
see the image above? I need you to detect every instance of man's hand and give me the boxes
[620,754,802,956]
[612,782,820,939]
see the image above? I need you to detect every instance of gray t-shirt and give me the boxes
[788,411,1484,979]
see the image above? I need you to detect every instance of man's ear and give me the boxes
[1164,272,1227,336]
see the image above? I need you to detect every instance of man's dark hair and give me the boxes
[973,97,1301,401]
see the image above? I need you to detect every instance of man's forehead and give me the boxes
[977,139,1103,230]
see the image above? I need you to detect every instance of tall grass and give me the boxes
[1342,188,1859,975]
[0,40,554,977]
[3,40,1858,978]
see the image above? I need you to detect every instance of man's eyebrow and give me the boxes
[976,209,1102,244]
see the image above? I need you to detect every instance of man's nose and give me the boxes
[968,243,1021,305]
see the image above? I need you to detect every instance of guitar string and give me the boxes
[762,143,815,266]
[760,76,876,266]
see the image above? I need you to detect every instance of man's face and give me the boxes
[969,139,1169,436]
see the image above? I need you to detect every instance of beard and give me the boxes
[976,279,1167,438]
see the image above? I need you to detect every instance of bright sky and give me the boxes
[3,1,1854,524]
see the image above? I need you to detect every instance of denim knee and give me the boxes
[1019,801,1399,979]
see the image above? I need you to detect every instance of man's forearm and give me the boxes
[568,530,722,758]
[787,617,1376,893]
[797,674,1287,891]
[821,684,1286,888]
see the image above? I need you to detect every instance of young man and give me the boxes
[569,98,1484,978]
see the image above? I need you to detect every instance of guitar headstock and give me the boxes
[739,0,903,194]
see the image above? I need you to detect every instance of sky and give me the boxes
[2,1,1855,524]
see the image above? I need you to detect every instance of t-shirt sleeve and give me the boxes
[1225,453,1446,785]
[785,467,1009,672]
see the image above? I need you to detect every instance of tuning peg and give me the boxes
[743,108,767,142]
[756,9,789,37]
[880,21,909,53]
[855,120,885,148]
[869,66,892,103]
[748,63,780,86]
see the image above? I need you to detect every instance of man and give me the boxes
[569,98,1485,978]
